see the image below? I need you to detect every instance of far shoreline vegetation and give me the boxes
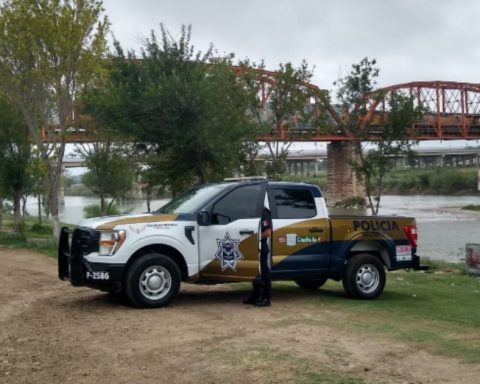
[462,204,480,211]
[58,165,480,216]
[62,164,480,206]
[282,166,480,197]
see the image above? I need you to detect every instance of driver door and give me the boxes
[198,183,266,281]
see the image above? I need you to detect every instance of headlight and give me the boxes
[99,230,126,256]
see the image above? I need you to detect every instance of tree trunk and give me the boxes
[196,152,208,184]
[13,192,22,235]
[37,194,42,226]
[107,197,116,215]
[366,194,376,215]
[100,192,106,216]
[49,196,61,238]
[21,196,27,218]
[48,174,61,239]
[146,190,151,213]
[0,199,3,231]
[44,194,50,218]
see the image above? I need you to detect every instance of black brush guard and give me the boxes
[58,226,100,286]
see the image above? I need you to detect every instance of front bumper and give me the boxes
[58,227,125,288]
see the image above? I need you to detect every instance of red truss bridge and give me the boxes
[240,68,480,141]
[362,81,480,141]
[41,66,480,142]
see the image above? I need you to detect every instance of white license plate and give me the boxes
[396,245,412,261]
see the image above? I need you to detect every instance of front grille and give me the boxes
[72,227,100,256]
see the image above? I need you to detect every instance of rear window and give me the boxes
[270,187,316,219]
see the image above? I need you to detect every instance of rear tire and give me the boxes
[294,277,328,290]
[342,254,385,299]
[125,253,181,308]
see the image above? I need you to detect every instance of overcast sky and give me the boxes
[102,0,480,93]
[98,0,480,150]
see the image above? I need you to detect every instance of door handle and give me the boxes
[240,230,254,235]
[309,227,324,233]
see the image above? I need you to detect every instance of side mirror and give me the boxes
[197,210,210,226]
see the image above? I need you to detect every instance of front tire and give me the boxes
[294,277,328,290]
[125,253,181,308]
[342,254,385,299]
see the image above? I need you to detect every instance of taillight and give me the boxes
[403,225,418,247]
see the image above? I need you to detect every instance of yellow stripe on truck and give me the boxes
[96,214,178,230]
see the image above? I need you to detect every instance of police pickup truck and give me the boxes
[58,178,426,308]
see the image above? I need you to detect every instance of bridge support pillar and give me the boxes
[326,141,365,206]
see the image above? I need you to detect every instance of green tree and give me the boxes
[239,140,264,176]
[78,137,135,216]
[83,25,254,194]
[239,60,329,178]
[138,165,157,213]
[0,93,31,235]
[0,0,109,236]
[130,145,165,212]
[27,149,49,226]
[335,58,423,215]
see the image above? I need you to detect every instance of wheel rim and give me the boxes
[355,264,380,294]
[139,265,172,300]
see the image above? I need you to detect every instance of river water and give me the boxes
[377,195,480,262]
[25,194,480,263]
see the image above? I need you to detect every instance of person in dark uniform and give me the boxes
[243,206,272,307]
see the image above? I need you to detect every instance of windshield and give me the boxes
[156,183,232,214]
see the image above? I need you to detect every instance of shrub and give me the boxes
[84,204,121,219]
[431,169,476,194]
[334,196,366,209]
[387,167,478,195]
[417,172,431,190]
[31,223,53,234]
[462,204,480,211]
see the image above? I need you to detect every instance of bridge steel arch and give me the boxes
[231,65,342,142]
[360,81,480,141]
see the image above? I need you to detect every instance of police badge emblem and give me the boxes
[215,232,244,271]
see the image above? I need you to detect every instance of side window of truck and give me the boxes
[270,187,316,219]
[211,184,263,224]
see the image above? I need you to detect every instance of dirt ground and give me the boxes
[1,246,479,384]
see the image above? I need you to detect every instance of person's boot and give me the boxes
[243,279,263,304]
[243,286,260,304]
[255,297,271,307]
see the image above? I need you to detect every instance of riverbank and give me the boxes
[0,216,57,257]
